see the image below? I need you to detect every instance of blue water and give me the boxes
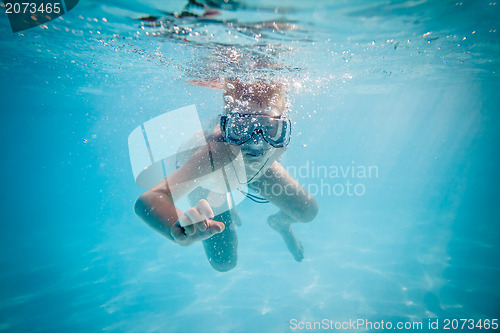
[1,0,499,332]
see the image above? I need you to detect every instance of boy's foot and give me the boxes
[267,213,304,262]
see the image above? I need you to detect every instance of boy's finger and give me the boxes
[184,224,196,236]
[195,220,208,232]
[178,214,192,227]
[205,220,225,234]
[197,199,214,220]
[184,207,205,226]
[170,224,187,242]
[190,220,225,242]
[179,214,196,236]
[182,220,224,243]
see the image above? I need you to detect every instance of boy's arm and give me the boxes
[134,184,182,241]
[135,187,224,245]
[134,142,227,246]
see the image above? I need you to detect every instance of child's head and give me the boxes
[220,79,290,161]
[222,79,287,116]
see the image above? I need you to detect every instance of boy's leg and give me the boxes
[202,208,238,272]
[187,187,239,272]
[249,161,318,223]
[248,161,318,262]
[266,210,304,262]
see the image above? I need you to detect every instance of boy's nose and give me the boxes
[251,130,263,142]
[247,131,267,149]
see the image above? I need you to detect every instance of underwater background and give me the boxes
[0,0,499,332]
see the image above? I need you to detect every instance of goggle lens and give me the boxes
[221,114,291,147]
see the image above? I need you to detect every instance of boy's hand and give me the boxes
[170,199,225,246]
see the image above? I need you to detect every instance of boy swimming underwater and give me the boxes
[134,80,318,272]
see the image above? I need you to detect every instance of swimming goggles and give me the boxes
[220,113,291,148]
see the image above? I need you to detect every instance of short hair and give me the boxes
[222,79,286,114]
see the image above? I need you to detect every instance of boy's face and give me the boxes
[223,80,288,161]
[235,108,282,160]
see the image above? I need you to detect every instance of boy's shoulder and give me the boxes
[206,128,225,143]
